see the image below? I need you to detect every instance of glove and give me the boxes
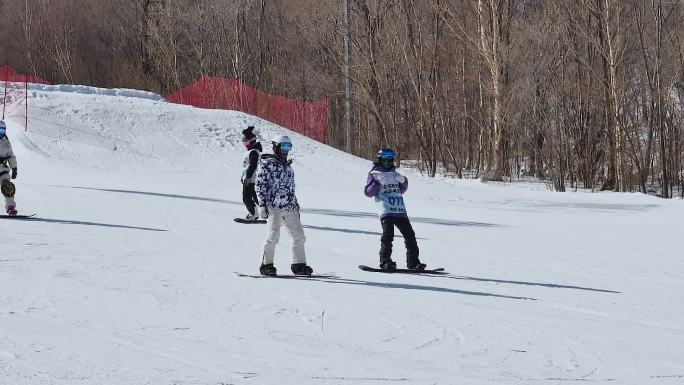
[259,205,269,219]
[395,174,406,184]
[11,168,17,179]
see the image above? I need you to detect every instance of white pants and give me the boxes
[0,169,15,210]
[261,208,306,265]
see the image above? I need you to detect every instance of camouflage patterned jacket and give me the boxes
[255,155,300,211]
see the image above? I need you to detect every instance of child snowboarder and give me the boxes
[240,126,262,221]
[0,120,18,216]
[255,135,313,276]
[364,148,425,270]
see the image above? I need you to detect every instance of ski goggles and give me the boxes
[242,137,256,144]
[0,128,5,136]
[280,142,293,152]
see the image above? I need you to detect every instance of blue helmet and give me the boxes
[377,148,396,168]
[377,148,396,160]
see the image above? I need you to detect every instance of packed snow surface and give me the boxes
[1,85,683,384]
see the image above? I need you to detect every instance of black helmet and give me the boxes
[241,126,257,148]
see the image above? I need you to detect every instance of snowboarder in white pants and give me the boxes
[255,135,313,276]
[261,208,307,264]
[0,120,18,216]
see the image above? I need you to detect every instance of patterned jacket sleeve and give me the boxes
[255,160,271,205]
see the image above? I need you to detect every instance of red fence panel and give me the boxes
[166,76,327,142]
[0,65,50,84]
[1,65,51,130]
[0,66,328,140]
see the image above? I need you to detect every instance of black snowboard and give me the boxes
[358,265,447,275]
[235,272,337,279]
[0,214,36,219]
[234,218,267,224]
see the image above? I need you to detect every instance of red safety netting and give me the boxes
[0,65,51,84]
[1,65,51,130]
[166,76,328,142]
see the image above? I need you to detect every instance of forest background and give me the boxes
[1,0,683,197]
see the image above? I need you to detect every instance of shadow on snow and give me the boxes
[303,225,385,236]
[52,186,501,228]
[303,224,426,239]
[262,276,536,301]
[443,275,621,293]
[24,217,167,232]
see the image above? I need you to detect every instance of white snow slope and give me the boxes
[1,85,683,385]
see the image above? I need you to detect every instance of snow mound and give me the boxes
[28,83,164,101]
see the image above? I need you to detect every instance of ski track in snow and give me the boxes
[1,86,683,384]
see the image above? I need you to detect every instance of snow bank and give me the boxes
[27,83,164,101]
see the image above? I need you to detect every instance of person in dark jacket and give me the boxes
[364,148,425,270]
[240,126,263,221]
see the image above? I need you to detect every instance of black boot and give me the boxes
[407,252,425,270]
[405,238,423,270]
[291,263,313,276]
[379,218,397,270]
[259,263,277,276]
[379,259,397,270]
[406,248,424,270]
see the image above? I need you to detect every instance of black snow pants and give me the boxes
[379,216,420,266]
[242,182,259,215]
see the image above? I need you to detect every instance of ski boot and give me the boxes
[5,205,17,216]
[259,263,277,276]
[407,261,427,271]
[291,263,313,276]
[244,213,259,222]
[379,259,397,271]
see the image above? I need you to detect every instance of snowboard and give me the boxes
[0,214,36,219]
[358,265,447,275]
[234,218,267,224]
[235,272,337,279]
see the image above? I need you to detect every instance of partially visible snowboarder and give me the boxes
[240,126,262,221]
[364,148,425,271]
[0,120,18,216]
[255,135,313,276]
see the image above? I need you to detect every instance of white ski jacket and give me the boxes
[0,136,17,172]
